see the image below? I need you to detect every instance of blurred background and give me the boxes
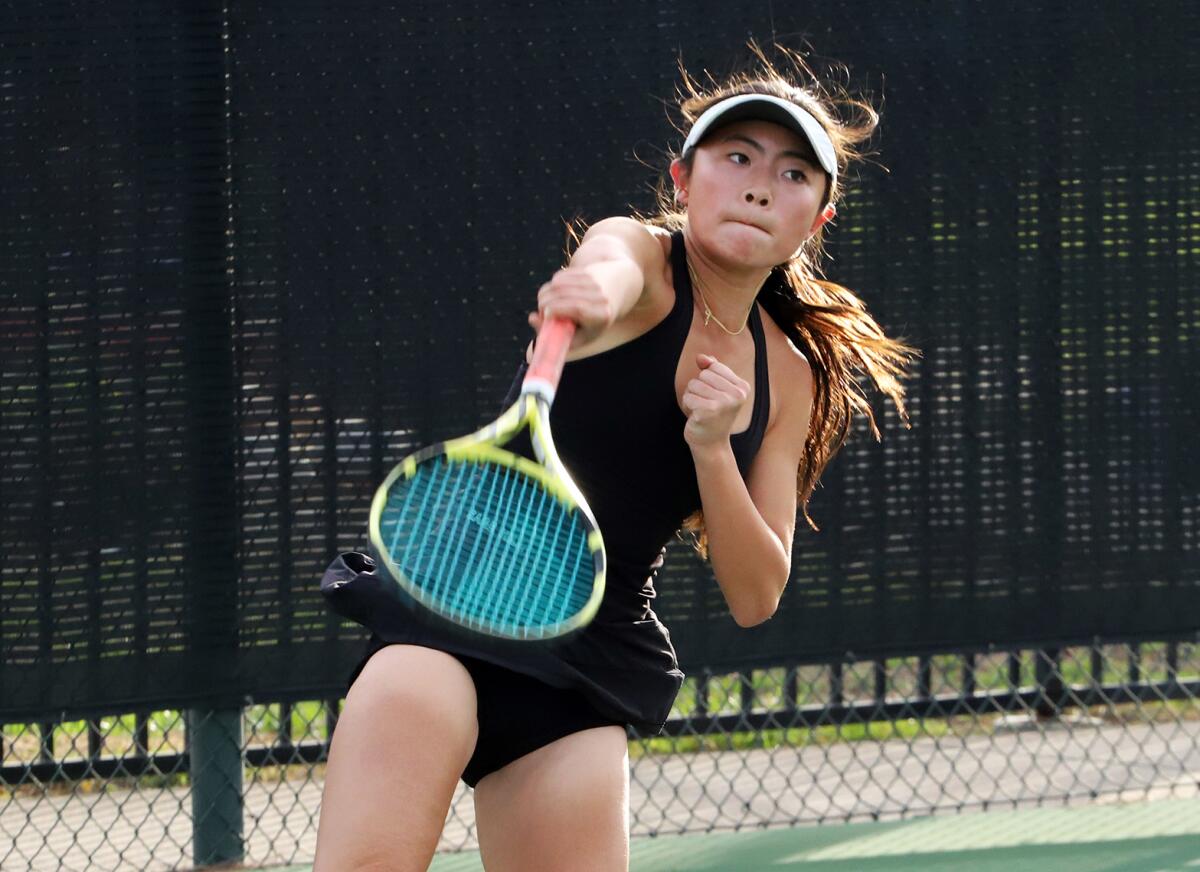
[1,1,1197,869]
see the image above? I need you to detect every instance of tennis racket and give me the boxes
[367,316,606,642]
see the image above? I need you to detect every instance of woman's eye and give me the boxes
[728,152,749,165]
[784,169,808,182]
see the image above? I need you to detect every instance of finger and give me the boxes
[541,302,589,325]
[539,291,595,318]
[684,380,735,407]
[549,276,600,300]
[695,357,749,394]
[551,269,589,288]
[542,295,597,317]
[696,354,739,379]
[545,297,611,326]
[548,286,606,304]
[697,365,742,387]
[697,368,750,399]
[686,381,726,401]
[539,282,594,308]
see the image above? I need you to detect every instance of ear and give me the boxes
[669,158,689,206]
[809,202,836,234]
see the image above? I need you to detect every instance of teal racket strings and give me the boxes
[376,457,595,635]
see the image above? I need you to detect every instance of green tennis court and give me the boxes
[444,799,1200,871]
[271,796,1200,871]
[5,4,1199,872]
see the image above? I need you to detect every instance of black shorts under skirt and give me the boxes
[324,550,685,738]
[347,635,628,789]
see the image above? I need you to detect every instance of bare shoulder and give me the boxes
[580,217,672,313]
[581,216,668,270]
[526,219,674,364]
[643,223,674,259]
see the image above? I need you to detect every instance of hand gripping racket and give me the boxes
[368,316,606,642]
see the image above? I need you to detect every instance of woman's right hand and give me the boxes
[528,265,616,350]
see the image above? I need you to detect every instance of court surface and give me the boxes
[276,795,1200,871]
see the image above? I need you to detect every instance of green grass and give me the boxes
[629,717,948,759]
[3,643,1196,790]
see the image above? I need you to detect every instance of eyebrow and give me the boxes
[718,132,817,165]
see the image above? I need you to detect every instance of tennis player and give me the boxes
[314,45,914,871]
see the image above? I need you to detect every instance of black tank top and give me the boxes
[513,228,771,617]
[347,230,772,732]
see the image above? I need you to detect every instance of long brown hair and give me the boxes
[575,43,919,557]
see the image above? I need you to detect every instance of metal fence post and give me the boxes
[189,707,244,867]
[179,5,239,867]
[1035,647,1064,720]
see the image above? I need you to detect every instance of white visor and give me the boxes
[681,94,837,187]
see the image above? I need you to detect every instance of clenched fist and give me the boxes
[681,353,751,449]
[528,266,616,350]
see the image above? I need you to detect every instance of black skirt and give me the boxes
[321,549,685,734]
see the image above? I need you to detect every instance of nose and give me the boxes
[743,188,771,207]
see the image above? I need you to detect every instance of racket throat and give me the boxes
[521,377,556,406]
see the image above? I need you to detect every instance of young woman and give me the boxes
[314,46,914,872]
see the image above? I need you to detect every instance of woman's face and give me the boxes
[673,118,830,271]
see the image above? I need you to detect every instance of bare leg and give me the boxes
[473,725,630,872]
[313,645,478,872]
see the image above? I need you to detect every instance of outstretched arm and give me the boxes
[527,217,665,349]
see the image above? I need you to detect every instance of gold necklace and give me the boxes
[686,256,753,336]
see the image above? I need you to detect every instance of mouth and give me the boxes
[729,219,769,233]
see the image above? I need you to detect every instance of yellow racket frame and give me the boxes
[368,390,607,641]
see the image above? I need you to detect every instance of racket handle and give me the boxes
[525,315,576,395]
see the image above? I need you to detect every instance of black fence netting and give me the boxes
[2,0,1198,719]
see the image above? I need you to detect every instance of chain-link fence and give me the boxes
[4,639,1197,870]
[3,1,1197,870]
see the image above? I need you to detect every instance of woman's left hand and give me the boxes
[681,353,751,449]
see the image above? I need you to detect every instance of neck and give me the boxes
[682,227,772,329]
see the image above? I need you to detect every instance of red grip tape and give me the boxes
[524,316,576,392]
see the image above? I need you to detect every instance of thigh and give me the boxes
[472,725,630,872]
[313,644,479,872]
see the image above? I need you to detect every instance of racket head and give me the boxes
[368,393,606,642]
